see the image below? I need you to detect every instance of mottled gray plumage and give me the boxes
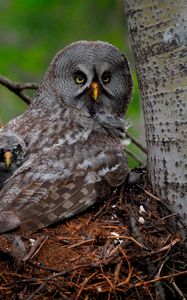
[0,132,26,189]
[0,41,133,234]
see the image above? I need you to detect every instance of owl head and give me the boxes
[42,41,133,132]
[0,132,26,170]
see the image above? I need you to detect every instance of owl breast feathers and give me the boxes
[0,40,133,234]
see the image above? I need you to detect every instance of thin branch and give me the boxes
[134,269,187,287]
[23,235,48,261]
[75,273,97,300]
[172,280,186,300]
[107,235,146,249]
[125,130,147,154]
[144,189,162,202]
[125,147,144,165]
[0,74,38,105]
[26,263,101,300]
[67,239,94,249]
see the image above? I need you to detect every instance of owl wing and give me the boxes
[0,144,128,234]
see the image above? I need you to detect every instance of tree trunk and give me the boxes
[123,0,187,225]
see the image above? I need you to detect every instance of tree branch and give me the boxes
[0,74,38,105]
[125,130,147,154]
[124,147,144,165]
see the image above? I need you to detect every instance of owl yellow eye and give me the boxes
[74,71,87,85]
[102,71,111,84]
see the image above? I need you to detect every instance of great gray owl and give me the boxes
[0,41,133,234]
[0,132,26,190]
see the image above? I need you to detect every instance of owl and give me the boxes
[0,41,133,234]
[0,132,26,189]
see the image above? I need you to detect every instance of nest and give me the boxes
[0,168,186,300]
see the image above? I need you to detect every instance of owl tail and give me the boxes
[0,211,20,233]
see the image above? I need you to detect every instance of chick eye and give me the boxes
[74,71,87,85]
[13,144,21,155]
[13,148,18,155]
[102,71,111,84]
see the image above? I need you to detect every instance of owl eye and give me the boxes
[13,148,18,155]
[102,71,111,84]
[74,71,87,85]
[13,144,21,155]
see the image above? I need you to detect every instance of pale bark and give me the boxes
[123,0,187,225]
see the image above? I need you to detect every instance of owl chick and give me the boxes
[0,132,26,189]
[0,41,133,234]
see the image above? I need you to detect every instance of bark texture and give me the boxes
[123,0,187,223]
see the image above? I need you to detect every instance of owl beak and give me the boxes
[91,82,99,101]
[4,150,12,169]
